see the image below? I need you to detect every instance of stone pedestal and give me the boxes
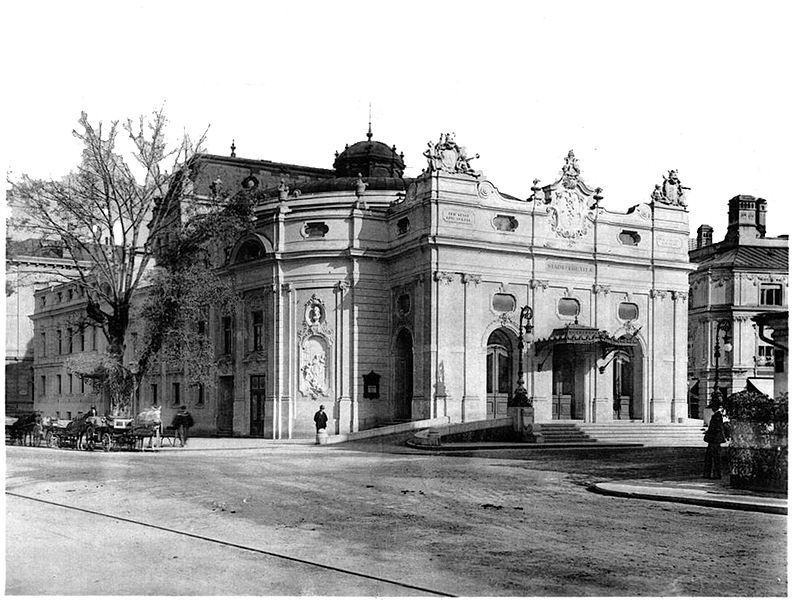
[593,397,611,422]
[532,395,552,422]
[315,428,328,445]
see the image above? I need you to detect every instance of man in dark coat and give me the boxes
[703,399,727,479]
[172,405,194,447]
[313,405,328,432]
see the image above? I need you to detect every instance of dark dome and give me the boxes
[333,135,405,178]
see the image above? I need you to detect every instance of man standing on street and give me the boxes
[172,405,194,447]
[313,404,328,444]
[703,399,727,479]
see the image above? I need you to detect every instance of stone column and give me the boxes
[461,273,483,422]
[335,280,355,434]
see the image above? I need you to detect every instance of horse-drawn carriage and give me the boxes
[44,406,163,451]
[6,413,44,446]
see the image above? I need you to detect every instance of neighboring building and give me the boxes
[5,235,84,415]
[29,130,694,438]
[688,195,789,415]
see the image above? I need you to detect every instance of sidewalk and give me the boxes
[591,478,787,515]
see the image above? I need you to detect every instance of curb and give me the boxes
[589,482,787,515]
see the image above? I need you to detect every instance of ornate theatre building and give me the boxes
[186,130,693,438]
[30,129,693,437]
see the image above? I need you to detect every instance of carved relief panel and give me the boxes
[298,294,333,400]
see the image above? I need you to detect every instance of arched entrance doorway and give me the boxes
[394,329,413,421]
[486,329,516,419]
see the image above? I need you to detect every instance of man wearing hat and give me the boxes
[313,405,328,443]
[703,396,727,479]
[172,405,195,447]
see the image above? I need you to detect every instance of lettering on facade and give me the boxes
[656,235,683,249]
[545,260,594,275]
[442,209,474,225]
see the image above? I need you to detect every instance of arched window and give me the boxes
[237,239,265,262]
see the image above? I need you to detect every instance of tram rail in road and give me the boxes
[6,491,456,597]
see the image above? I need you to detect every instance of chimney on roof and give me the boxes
[725,195,766,243]
[696,224,714,249]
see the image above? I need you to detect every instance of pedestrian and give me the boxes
[313,404,328,444]
[172,405,194,447]
[703,398,727,479]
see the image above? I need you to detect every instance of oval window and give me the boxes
[618,230,641,246]
[558,297,580,317]
[492,293,516,313]
[618,302,639,321]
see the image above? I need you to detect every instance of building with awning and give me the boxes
[689,197,788,415]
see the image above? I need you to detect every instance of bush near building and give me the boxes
[722,390,788,492]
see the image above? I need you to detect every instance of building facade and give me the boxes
[688,195,789,416]
[29,131,694,437]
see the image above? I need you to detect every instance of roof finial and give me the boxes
[367,102,373,141]
[230,139,236,157]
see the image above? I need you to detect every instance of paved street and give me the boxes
[5,441,787,596]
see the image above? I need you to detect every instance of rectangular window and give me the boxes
[79,328,86,352]
[252,311,264,351]
[92,326,98,350]
[68,374,73,394]
[195,383,205,407]
[172,382,181,406]
[776,350,786,373]
[760,284,783,306]
[757,345,775,367]
[151,383,158,406]
[222,317,234,354]
[40,332,46,357]
[67,328,73,353]
[81,378,86,394]
[40,375,46,397]
[57,374,62,395]
[67,411,72,420]
[57,330,63,354]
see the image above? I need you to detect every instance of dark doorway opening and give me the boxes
[217,376,234,435]
[250,375,265,437]
[394,329,414,421]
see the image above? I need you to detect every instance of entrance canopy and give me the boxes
[534,323,638,353]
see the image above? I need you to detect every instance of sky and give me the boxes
[2,0,790,239]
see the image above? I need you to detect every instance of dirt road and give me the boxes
[5,443,787,596]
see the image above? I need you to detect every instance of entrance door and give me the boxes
[486,329,513,419]
[217,376,234,435]
[394,329,413,421]
[250,375,265,437]
[552,347,577,419]
[613,352,633,420]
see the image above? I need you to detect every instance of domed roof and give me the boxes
[333,129,405,178]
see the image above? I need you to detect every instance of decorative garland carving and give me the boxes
[297,294,333,400]
[462,273,482,285]
[592,284,611,295]
[529,279,549,290]
[649,289,668,300]
[433,271,455,285]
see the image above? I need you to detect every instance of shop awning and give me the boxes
[747,377,774,397]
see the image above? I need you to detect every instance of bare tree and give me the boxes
[9,110,254,415]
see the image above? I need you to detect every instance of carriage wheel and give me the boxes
[101,432,113,452]
[83,426,95,451]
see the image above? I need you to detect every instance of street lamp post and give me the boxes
[511,306,534,407]
[711,319,733,406]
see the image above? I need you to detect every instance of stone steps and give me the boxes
[577,422,706,447]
